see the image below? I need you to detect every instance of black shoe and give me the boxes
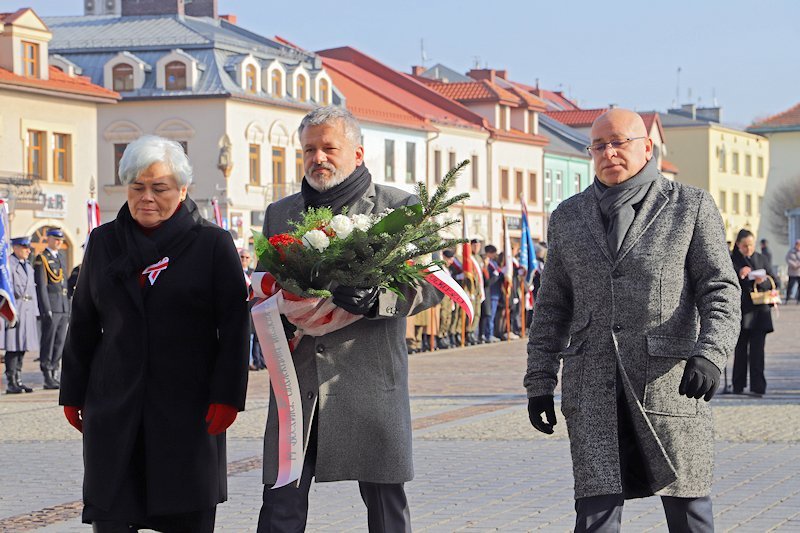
[436,337,450,350]
[732,388,743,395]
[5,374,23,394]
[43,372,59,390]
[15,372,33,393]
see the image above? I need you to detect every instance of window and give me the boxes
[249,144,260,185]
[433,149,442,183]
[574,173,582,194]
[718,147,726,172]
[27,130,44,179]
[385,139,395,182]
[21,41,39,78]
[544,170,552,202]
[745,194,752,216]
[555,171,563,202]
[271,69,282,95]
[272,147,286,198]
[528,111,536,134]
[498,106,507,130]
[758,196,763,214]
[449,151,456,173]
[165,61,187,90]
[296,75,307,102]
[246,65,257,93]
[112,63,134,91]
[114,143,128,185]
[744,154,752,176]
[295,150,303,182]
[319,78,329,105]
[500,168,509,201]
[405,142,416,183]
[53,133,71,183]
[515,170,523,201]
[471,155,479,188]
[718,190,727,213]
[528,172,537,203]
[732,152,739,174]
[757,156,764,178]
[732,192,740,214]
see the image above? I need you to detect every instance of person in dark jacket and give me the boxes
[59,135,250,533]
[731,229,775,396]
[1,236,39,393]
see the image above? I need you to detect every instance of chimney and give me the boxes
[184,0,218,18]
[696,106,722,123]
[219,13,237,24]
[122,0,183,16]
[411,65,426,77]
[496,70,507,80]
[468,68,496,84]
[681,103,697,120]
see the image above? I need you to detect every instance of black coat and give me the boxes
[731,250,774,332]
[59,199,249,516]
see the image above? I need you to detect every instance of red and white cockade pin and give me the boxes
[142,257,169,285]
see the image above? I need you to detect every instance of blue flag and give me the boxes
[519,199,538,284]
[0,200,18,326]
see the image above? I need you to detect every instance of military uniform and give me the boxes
[2,237,39,393]
[465,250,484,344]
[34,236,70,389]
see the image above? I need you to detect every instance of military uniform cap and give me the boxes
[442,249,455,258]
[46,228,65,238]
[10,236,31,246]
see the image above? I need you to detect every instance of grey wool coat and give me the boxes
[524,175,741,500]
[261,181,443,485]
[0,254,40,352]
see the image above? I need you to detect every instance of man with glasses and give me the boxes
[525,108,740,531]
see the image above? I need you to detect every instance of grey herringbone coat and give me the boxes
[261,181,442,485]
[525,176,741,499]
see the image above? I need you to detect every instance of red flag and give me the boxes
[461,207,472,276]
[211,198,223,227]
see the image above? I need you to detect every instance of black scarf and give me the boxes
[108,196,202,280]
[301,164,372,214]
[593,157,660,257]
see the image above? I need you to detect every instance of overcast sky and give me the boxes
[8,0,798,127]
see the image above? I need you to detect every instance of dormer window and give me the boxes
[296,74,307,102]
[319,78,330,105]
[246,64,257,93]
[22,41,39,78]
[113,63,134,91]
[271,69,282,96]
[165,61,187,90]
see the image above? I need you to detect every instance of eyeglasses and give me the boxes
[586,137,646,155]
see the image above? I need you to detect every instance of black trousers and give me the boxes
[575,493,713,532]
[257,418,411,532]
[787,276,800,302]
[91,508,216,533]
[733,329,767,394]
[39,311,69,373]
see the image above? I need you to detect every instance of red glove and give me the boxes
[64,406,83,433]
[205,403,238,435]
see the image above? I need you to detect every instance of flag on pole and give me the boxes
[461,207,472,278]
[519,195,538,284]
[85,198,101,247]
[503,215,514,281]
[0,199,18,326]
[211,198,223,227]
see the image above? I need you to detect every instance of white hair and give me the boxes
[298,106,361,148]
[118,135,193,187]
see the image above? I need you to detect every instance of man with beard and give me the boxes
[524,108,740,531]
[257,106,442,532]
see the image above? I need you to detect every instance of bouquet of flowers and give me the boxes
[253,159,470,300]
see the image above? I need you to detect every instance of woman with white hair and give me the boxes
[59,135,250,532]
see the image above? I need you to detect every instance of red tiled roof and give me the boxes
[0,8,30,24]
[639,112,665,143]
[493,128,549,147]
[661,158,679,174]
[522,86,581,111]
[750,102,800,129]
[425,80,521,106]
[322,59,433,131]
[0,66,119,101]
[546,108,607,127]
[318,48,484,131]
[506,85,548,112]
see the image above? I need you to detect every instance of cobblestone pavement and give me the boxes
[1,305,798,531]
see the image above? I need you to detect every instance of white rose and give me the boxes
[329,214,354,239]
[351,213,372,232]
[301,229,330,252]
[405,243,419,254]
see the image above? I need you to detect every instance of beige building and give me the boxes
[0,8,118,269]
[661,107,769,244]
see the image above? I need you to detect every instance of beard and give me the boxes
[305,162,351,192]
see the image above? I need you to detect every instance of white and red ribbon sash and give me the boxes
[142,257,169,285]
[425,266,474,323]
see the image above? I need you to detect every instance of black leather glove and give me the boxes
[331,286,380,315]
[527,395,557,434]
[280,314,297,341]
[679,356,721,401]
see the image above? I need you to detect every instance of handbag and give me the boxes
[750,275,781,305]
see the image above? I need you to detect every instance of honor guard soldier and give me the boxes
[2,236,39,393]
[34,227,70,389]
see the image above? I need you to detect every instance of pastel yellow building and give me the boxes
[661,107,769,244]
